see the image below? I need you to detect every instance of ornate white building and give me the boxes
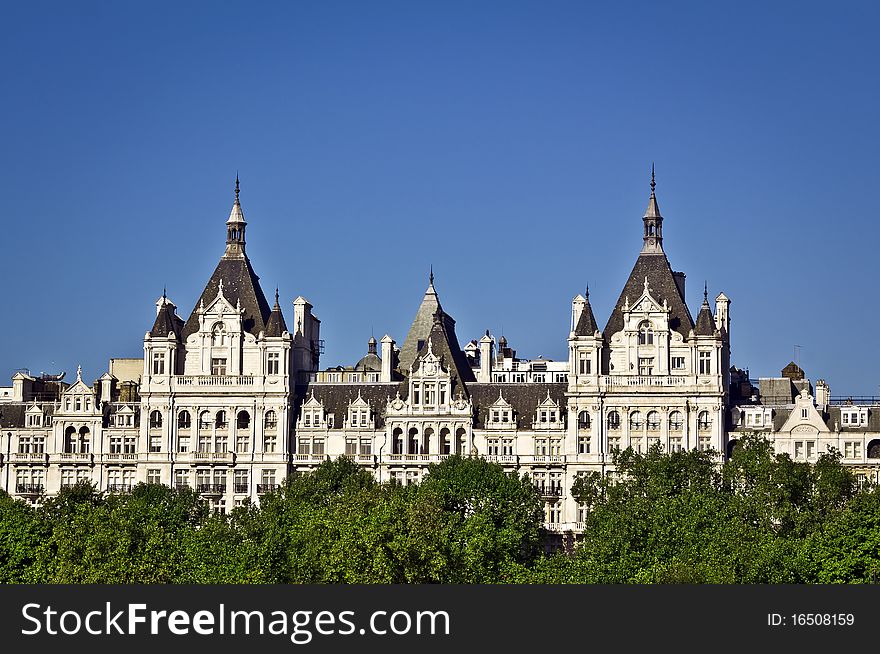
[1,172,876,531]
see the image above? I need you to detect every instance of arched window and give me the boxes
[578,411,591,430]
[211,323,226,346]
[78,426,91,453]
[646,411,660,430]
[440,427,451,455]
[264,410,277,430]
[456,427,467,455]
[629,411,643,430]
[178,410,191,429]
[237,410,250,429]
[607,411,620,430]
[216,410,228,428]
[669,411,683,430]
[64,426,77,453]
[392,427,404,455]
[199,411,211,430]
[698,411,711,430]
[150,410,163,429]
[638,321,654,345]
[408,428,419,455]
[422,428,433,455]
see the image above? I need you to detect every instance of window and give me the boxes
[178,410,191,429]
[535,439,548,456]
[211,323,226,346]
[149,410,163,429]
[555,373,568,383]
[178,435,189,453]
[199,411,211,429]
[646,411,660,430]
[313,439,325,456]
[795,441,804,459]
[487,438,500,456]
[123,437,136,454]
[801,408,809,419]
[267,352,280,375]
[264,432,277,453]
[669,411,683,430]
[345,439,358,456]
[638,357,654,376]
[264,410,277,430]
[211,358,227,376]
[671,356,685,371]
[578,352,591,375]
[608,436,621,451]
[175,469,189,489]
[578,435,591,454]
[360,439,372,456]
[511,373,526,383]
[502,438,514,456]
[670,437,682,452]
[413,385,420,405]
[234,469,248,493]
[607,411,621,430]
[806,441,815,459]
[845,442,863,459]
[27,414,42,427]
[110,436,122,454]
[532,374,546,383]
[629,411,643,430]
[699,351,711,375]
[236,432,249,453]
[215,410,228,429]
[578,411,590,430]
[638,322,654,345]
[237,411,250,429]
[152,351,165,375]
[147,469,161,485]
[631,436,643,453]
[261,469,276,490]
[149,435,161,452]
[698,411,711,430]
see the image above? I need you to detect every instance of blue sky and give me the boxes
[1,1,877,395]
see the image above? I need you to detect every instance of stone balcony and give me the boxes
[12,452,48,464]
[606,375,689,388]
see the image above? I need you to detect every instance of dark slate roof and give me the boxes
[150,302,184,338]
[468,382,568,429]
[182,256,273,340]
[0,404,26,428]
[399,279,458,373]
[693,300,716,336]
[265,295,288,337]
[604,253,695,340]
[355,352,382,372]
[400,310,476,399]
[304,383,400,428]
[826,406,880,433]
[773,408,792,431]
[574,298,599,336]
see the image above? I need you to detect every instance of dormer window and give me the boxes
[27,414,42,427]
[842,410,868,427]
[212,323,226,346]
[638,322,654,345]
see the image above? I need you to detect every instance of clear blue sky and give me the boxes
[2,1,877,396]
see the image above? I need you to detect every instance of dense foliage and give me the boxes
[1,440,878,583]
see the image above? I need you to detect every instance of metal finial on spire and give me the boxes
[585,282,589,300]
[429,265,434,286]
[650,163,656,194]
[162,285,166,301]
[274,287,280,308]
[704,281,708,302]
[234,172,240,202]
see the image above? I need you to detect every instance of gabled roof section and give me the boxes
[604,252,695,339]
[401,309,476,398]
[265,289,288,337]
[694,286,716,336]
[574,290,599,336]
[398,271,446,372]
[151,297,184,339]
[182,256,273,340]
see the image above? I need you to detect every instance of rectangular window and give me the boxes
[175,470,189,489]
[234,469,248,493]
[806,441,815,459]
[264,433,277,453]
[236,433,249,453]
[149,435,161,452]
[578,352,590,375]
[360,439,372,456]
[110,437,122,454]
[578,435,590,454]
[638,357,654,376]
[795,441,804,459]
[178,435,189,453]
[670,437,682,452]
[313,439,325,456]
[487,439,500,456]
[511,373,525,383]
[535,439,548,456]
[345,439,357,456]
[801,408,809,419]
[147,469,161,485]
[152,351,165,375]
[532,374,546,383]
[211,358,227,376]
[671,356,685,371]
[502,438,514,456]
[124,437,136,454]
[261,469,276,487]
[267,352,280,375]
[699,351,711,375]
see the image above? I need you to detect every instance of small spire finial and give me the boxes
[650,163,656,194]
[429,265,434,287]
[235,172,240,202]
[704,281,708,303]
[162,285,166,301]
[274,287,280,308]
[585,282,589,300]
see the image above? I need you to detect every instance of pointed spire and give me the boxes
[641,164,663,253]
[274,287,280,310]
[235,171,240,202]
[703,280,709,304]
[162,285,167,301]
[694,281,716,336]
[585,283,589,301]
[429,265,435,288]
[225,174,247,257]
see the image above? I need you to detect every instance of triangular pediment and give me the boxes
[490,392,513,409]
[779,392,829,434]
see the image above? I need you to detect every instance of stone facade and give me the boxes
[0,175,874,532]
